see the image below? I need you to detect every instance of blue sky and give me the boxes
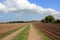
[0,0,60,22]
[0,0,60,11]
[29,0,60,11]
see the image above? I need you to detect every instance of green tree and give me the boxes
[55,19,60,23]
[45,15,55,23]
[41,19,45,22]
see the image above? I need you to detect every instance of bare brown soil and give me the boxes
[33,22,60,40]
[28,24,44,40]
[1,24,28,40]
[0,23,27,37]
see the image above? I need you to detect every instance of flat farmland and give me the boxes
[0,23,27,39]
[33,22,60,40]
[0,23,60,40]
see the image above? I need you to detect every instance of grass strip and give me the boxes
[0,25,25,39]
[13,25,30,40]
[33,25,51,40]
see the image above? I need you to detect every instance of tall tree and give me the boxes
[45,15,55,23]
[55,19,60,23]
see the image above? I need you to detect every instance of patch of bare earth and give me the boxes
[33,22,60,40]
[28,24,44,40]
[0,23,27,35]
[1,24,28,40]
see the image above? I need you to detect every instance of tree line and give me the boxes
[41,15,60,23]
[0,15,60,23]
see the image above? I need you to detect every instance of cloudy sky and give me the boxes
[0,0,60,22]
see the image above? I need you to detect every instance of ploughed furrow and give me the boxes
[33,22,60,40]
[0,23,27,39]
[43,25,60,36]
[37,25,60,40]
[1,24,28,40]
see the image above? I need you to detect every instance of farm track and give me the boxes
[0,23,60,40]
[1,24,28,40]
[1,23,44,40]
[33,22,60,40]
[28,24,44,40]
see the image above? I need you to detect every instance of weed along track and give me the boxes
[0,0,60,40]
[1,24,29,40]
[13,24,47,40]
[33,22,60,40]
[0,23,27,39]
[1,23,51,40]
[13,25,30,40]
[1,23,60,40]
[28,24,45,40]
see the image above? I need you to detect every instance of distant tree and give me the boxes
[8,21,25,23]
[45,15,55,23]
[55,19,60,23]
[41,19,45,22]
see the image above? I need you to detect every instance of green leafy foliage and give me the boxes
[55,19,60,23]
[41,15,55,23]
[45,15,55,23]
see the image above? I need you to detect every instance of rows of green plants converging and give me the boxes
[12,25,30,40]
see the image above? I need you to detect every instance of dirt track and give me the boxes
[28,24,44,40]
[33,22,60,40]
[1,24,44,40]
[1,24,28,40]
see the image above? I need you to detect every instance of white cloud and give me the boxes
[0,0,60,19]
[0,3,7,13]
